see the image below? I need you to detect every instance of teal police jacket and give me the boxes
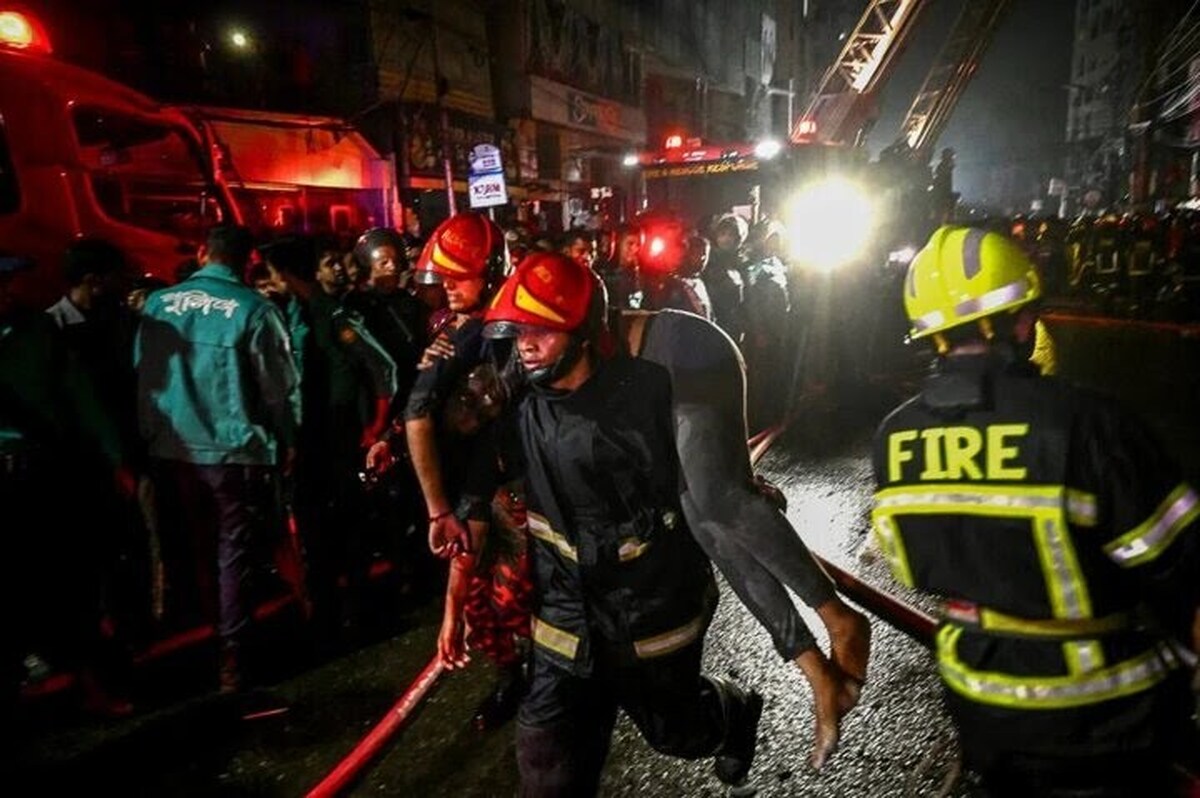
[134,263,301,466]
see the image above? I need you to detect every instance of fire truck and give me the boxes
[0,7,393,307]
[0,7,239,306]
[626,0,1012,271]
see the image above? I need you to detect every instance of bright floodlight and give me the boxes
[622,152,639,167]
[784,177,877,272]
[754,139,782,160]
[230,30,249,48]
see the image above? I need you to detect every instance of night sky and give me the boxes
[865,0,1075,211]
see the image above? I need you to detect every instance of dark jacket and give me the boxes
[517,356,717,676]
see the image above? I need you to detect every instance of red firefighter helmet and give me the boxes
[483,252,610,383]
[413,211,507,291]
[483,252,597,336]
[636,211,690,276]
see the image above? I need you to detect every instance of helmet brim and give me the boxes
[482,320,521,339]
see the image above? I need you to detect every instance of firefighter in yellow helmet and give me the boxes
[873,225,1199,796]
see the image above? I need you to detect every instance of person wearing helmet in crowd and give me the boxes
[871,225,1198,796]
[704,213,749,345]
[343,227,425,408]
[261,234,398,644]
[638,215,711,319]
[362,211,523,727]
[457,252,763,795]
[440,256,871,775]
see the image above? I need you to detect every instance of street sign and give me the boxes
[468,172,508,208]
[469,143,504,175]
[468,143,507,209]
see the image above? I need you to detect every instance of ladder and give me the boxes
[897,0,1012,159]
[792,0,930,146]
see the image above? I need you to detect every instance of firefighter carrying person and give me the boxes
[871,225,1199,796]
[458,252,763,795]
[437,254,872,774]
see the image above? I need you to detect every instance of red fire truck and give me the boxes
[0,7,240,305]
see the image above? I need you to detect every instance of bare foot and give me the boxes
[818,599,873,691]
[794,650,858,771]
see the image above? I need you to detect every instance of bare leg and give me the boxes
[793,649,858,770]
[817,598,872,692]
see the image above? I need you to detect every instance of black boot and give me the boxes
[711,678,763,786]
[472,662,528,731]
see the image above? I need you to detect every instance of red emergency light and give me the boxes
[637,212,689,276]
[790,118,817,142]
[0,8,52,54]
[664,134,684,150]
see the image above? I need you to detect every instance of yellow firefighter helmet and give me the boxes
[904,225,1041,343]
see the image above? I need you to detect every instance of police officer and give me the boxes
[344,227,424,408]
[872,225,1199,795]
[261,235,398,642]
[478,253,762,795]
[135,225,301,693]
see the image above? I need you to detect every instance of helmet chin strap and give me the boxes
[525,336,585,387]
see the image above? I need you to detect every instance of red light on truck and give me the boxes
[664,135,683,150]
[0,9,52,53]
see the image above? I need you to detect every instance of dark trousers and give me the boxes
[1,455,110,699]
[516,639,725,797]
[154,459,272,643]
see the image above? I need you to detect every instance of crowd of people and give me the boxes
[2,204,1197,796]
[1003,207,1200,320]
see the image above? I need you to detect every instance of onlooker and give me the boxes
[1,252,137,720]
[262,234,398,644]
[134,225,301,693]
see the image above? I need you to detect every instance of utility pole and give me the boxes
[427,13,457,216]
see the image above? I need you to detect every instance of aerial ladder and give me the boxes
[896,0,1012,160]
[791,0,930,146]
[794,0,1011,160]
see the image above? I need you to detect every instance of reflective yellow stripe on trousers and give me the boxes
[873,483,1098,620]
[937,625,1176,709]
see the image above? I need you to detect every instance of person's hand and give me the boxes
[360,398,391,450]
[281,446,298,479]
[418,335,456,370]
[439,556,473,668]
[429,512,470,558]
[360,421,386,451]
[365,440,394,473]
[113,465,138,501]
[438,603,470,669]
